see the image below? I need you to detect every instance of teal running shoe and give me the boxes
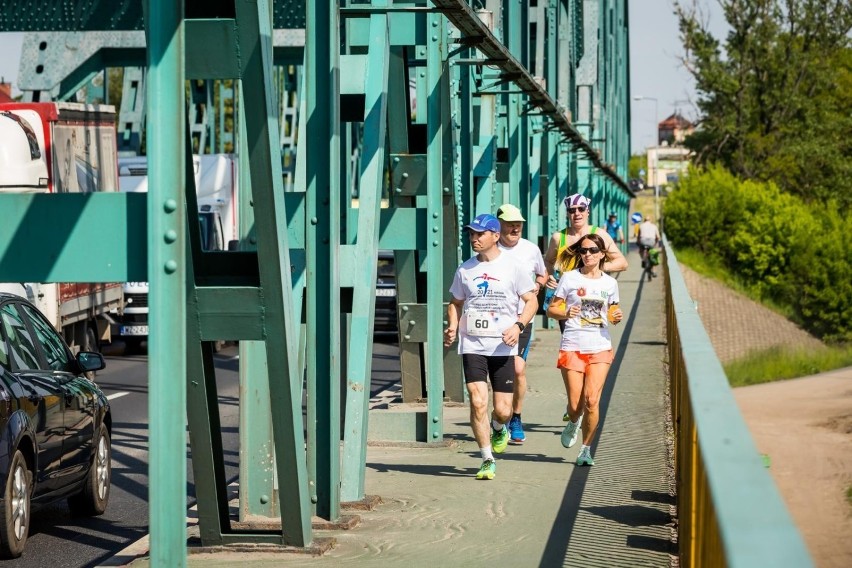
[561,414,583,448]
[576,446,595,466]
[476,458,496,480]
[508,415,526,444]
[491,426,509,454]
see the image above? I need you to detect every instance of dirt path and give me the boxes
[680,264,852,567]
[733,371,852,568]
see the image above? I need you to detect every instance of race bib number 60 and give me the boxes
[465,310,503,337]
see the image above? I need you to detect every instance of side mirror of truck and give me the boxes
[227,240,240,252]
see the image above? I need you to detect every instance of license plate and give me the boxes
[120,325,148,336]
[376,288,396,297]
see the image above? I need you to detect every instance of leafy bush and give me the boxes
[664,166,851,342]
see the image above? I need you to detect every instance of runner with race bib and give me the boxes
[444,213,537,480]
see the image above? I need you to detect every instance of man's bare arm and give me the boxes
[601,232,628,272]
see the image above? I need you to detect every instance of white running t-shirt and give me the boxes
[554,269,620,353]
[449,251,535,356]
[498,238,546,315]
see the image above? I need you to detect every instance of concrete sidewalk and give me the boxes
[121,251,675,567]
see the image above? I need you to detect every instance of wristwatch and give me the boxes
[515,321,526,332]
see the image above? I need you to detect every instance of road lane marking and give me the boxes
[106,391,130,401]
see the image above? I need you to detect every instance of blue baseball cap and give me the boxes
[466,213,501,233]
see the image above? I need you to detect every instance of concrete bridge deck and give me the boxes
[120,251,675,567]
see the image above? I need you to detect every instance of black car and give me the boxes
[0,293,111,558]
[375,251,398,336]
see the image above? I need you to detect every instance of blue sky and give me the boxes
[0,2,726,155]
[629,0,726,152]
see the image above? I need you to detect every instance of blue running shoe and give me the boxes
[508,415,526,444]
[491,426,509,454]
[476,458,496,480]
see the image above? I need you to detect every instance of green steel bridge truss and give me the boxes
[0,1,631,564]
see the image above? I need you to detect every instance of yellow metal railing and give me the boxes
[662,238,813,568]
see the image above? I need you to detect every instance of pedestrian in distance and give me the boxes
[495,203,548,445]
[546,232,623,466]
[605,212,625,245]
[636,215,661,281]
[444,213,538,480]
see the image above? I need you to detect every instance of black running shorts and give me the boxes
[462,354,515,393]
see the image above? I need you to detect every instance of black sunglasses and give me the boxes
[577,246,601,255]
[568,207,587,214]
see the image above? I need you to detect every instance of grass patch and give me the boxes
[847,486,852,509]
[725,345,852,387]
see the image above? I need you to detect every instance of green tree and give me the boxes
[628,154,647,180]
[675,0,852,206]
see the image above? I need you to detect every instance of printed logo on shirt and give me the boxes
[473,273,500,296]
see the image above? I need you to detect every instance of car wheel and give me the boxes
[0,451,31,559]
[68,424,111,516]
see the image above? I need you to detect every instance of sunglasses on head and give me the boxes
[577,246,601,255]
[568,206,587,214]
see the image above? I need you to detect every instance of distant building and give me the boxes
[0,79,14,103]
[646,145,690,188]
[658,112,694,146]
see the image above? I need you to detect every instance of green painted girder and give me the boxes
[0,193,146,282]
[382,39,429,407]
[144,1,188,564]
[424,8,447,443]
[340,0,390,504]
[0,1,308,32]
[431,0,627,191]
[0,190,306,285]
[230,0,312,544]
[304,0,341,521]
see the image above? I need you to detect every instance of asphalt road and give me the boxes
[5,340,401,568]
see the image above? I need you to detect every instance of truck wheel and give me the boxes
[124,337,144,355]
[0,451,31,559]
[84,326,99,379]
[68,424,111,516]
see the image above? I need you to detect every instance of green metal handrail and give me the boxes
[663,237,813,567]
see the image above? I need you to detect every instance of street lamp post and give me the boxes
[634,95,660,222]
[633,95,658,148]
